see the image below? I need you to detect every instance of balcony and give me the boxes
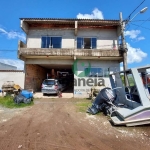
[18,41,123,61]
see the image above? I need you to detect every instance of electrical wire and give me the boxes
[124,0,147,31]
[126,0,146,21]
[134,17,150,30]
[130,23,150,30]
[129,19,150,22]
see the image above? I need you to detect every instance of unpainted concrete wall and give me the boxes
[25,64,47,92]
[27,29,118,49]
[0,72,25,90]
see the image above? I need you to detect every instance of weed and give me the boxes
[76,101,92,112]
[0,96,34,108]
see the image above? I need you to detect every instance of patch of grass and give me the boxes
[75,99,102,115]
[76,101,92,112]
[0,96,34,108]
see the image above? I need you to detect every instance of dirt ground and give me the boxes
[0,98,150,150]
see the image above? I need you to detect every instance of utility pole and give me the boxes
[119,12,128,86]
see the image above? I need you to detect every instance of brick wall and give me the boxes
[25,64,47,92]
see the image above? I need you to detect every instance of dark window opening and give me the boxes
[43,80,55,85]
[77,37,96,49]
[41,37,62,48]
[84,38,91,49]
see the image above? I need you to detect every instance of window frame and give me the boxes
[77,37,97,49]
[41,36,62,48]
[84,67,109,77]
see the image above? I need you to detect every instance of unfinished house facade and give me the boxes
[18,18,123,97]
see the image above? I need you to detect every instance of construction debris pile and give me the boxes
[1,81,21,95]
[1,81,33,104]
[14,90,33,104]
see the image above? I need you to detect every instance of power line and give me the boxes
[134,17,150,30]
[124,0,148,31]
[125,18,150,31]
[129,19,150,22]
[126,0,146,21]
[130,23,150,30]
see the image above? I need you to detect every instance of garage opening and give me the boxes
[25,64,74,98]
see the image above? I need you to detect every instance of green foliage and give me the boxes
[128,77,135,86]
[120,74,135,86]
[0,96,34,108]
[120,74,125,85]
[76,101,92,112]
[75,100,102,115]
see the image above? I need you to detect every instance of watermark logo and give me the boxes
[72,59,105,87]
[72,59,91,77]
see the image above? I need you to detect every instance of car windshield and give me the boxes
[43,80,55,85]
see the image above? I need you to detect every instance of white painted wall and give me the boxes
[0,72,25,90]
[27,29,118,49]
[73,60,120,98]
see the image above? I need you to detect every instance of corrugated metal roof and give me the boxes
[20,18,119,21]
[20,18,120,25]
[0,62,17,70]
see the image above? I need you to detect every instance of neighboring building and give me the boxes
[0,62,25,90]
[18,18,123,97]
[0,70,25,90]
[0,62,17,70]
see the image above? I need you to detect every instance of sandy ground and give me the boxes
[0,98,150,150]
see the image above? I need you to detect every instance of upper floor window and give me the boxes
[77,37,96,49]
[41,36,62,48]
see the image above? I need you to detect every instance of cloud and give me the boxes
[125,30,140,39]
[124,30,145,41]
[127,43,147,64]
[0,27,25,41]
[137,36,145,41]
[0,59,24,70]
[77,8,104,19]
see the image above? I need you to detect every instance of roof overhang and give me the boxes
[20,18,120,34]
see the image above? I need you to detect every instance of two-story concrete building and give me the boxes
[18,18,123,97]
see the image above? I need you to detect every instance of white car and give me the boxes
[41,79,63,95]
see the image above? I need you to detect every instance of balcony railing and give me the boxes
[18,41,123,58]
[19,48,122,56]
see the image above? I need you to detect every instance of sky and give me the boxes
[0,0,150,70]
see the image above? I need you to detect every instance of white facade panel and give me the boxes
[73,60,120,98]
